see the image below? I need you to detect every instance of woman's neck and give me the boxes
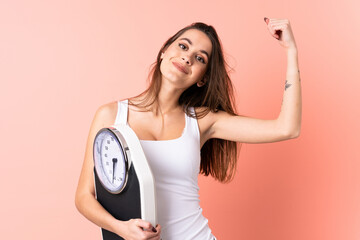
[151,79,185,116]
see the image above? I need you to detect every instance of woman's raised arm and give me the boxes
[201,18,301,145]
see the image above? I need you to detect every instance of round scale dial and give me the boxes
[93,128,129,194]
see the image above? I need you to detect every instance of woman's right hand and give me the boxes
[117,219,161,240]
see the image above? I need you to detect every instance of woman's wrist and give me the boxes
[110,219,127,237]
[286,46,298,55]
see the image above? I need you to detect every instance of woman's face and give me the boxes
[160,29,212,91]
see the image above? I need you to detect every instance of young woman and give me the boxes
[75,18,301,240]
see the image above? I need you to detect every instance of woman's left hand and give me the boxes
[264,17,297,51]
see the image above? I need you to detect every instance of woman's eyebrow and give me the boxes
[179,37,210,59]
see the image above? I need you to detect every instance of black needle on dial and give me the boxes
[112,158,117,183]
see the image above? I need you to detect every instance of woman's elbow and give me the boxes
[75,190,92,213]
[288,128,301,139]
[75,191,83,213]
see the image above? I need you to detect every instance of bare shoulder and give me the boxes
[93,100,119,127]
[194,106,226,127]
[194,106,242,145]
[194,106,220,145]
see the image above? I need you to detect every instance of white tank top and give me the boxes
[115,99,216,240]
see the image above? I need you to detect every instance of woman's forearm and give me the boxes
[277,48,302,137]
[75,194,126,236]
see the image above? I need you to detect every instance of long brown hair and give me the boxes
[129,22,242,183]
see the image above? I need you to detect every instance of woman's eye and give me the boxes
[196,56,205,63]
[179,43,187,49]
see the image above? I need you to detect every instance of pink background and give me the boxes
[1,0,359,239]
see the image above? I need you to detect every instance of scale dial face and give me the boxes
[93,128,129,194]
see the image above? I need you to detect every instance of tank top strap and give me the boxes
[114,99,129,125]
[186,106,201,141]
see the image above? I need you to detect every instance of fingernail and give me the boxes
[152,227,157,232]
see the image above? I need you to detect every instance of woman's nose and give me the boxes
[181,56,191,65]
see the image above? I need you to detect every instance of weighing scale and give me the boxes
[93,124,157,240]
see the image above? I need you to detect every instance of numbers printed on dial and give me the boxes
[94,129,128,193]
[101,133,126,189]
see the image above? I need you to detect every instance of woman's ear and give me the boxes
[197,77,207,87]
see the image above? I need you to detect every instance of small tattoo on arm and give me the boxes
[285,80,292,91]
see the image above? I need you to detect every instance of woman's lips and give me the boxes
[172,62,188,74]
